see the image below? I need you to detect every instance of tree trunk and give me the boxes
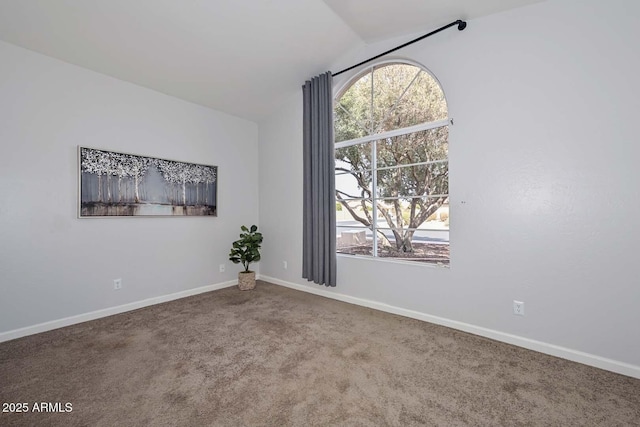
[400,230,415,252]
[182,179,187,206]
[97,175,103,202]
[134,176,140,203]
[106,175,112,203]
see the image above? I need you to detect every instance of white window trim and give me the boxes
[334,60,450,265]
[335,118,451,149]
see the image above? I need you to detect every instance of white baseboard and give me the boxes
[0,280,237,343]
[4,275,638,380]
[259,275,640,380]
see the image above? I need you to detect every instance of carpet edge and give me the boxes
[0,280,238,343]
[259,274,640,380]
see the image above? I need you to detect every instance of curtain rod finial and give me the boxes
[457,20,467,31]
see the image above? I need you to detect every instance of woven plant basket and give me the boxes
[238,271,256,291]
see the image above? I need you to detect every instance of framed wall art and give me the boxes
[79,146,217,217]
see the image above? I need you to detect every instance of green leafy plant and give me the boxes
[229,225,263,273]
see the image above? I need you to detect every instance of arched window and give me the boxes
[334,61,450,265]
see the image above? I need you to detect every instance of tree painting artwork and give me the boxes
[79,147,217,217]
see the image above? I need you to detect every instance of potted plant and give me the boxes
[228,225,263,290]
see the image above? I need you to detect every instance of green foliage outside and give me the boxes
[335,63,449,253]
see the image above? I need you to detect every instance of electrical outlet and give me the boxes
[113,278,122,290]
[283,261,288,270]
[513,300,524,316]
[219,264,225,273]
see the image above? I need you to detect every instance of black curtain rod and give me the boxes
[332,19,467,77]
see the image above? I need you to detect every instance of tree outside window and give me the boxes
[334,62,450,265]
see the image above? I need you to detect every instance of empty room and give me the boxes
[1,0,639,425]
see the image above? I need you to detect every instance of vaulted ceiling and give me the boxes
[0,0,544,121]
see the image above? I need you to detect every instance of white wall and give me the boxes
[0,40,259,335]
[258,0,640,377]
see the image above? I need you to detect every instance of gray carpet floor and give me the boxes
[1,281,639,426]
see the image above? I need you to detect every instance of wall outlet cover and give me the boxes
[513,300,524,316]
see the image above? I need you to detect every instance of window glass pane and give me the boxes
[337,225,373,256]
[335,143,372,172]
[376,127,448,168]
[372,64,447,134]
[336,199,374,227]
[376,227,449,264]
[377,162,448,198]
[335,143,373,199]
[335,167,371,200]
[376,197,449,231]
[335,70,373,143]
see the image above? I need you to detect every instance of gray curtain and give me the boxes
[302,71,336,287]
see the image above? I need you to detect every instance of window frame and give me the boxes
[334,59,450,266]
